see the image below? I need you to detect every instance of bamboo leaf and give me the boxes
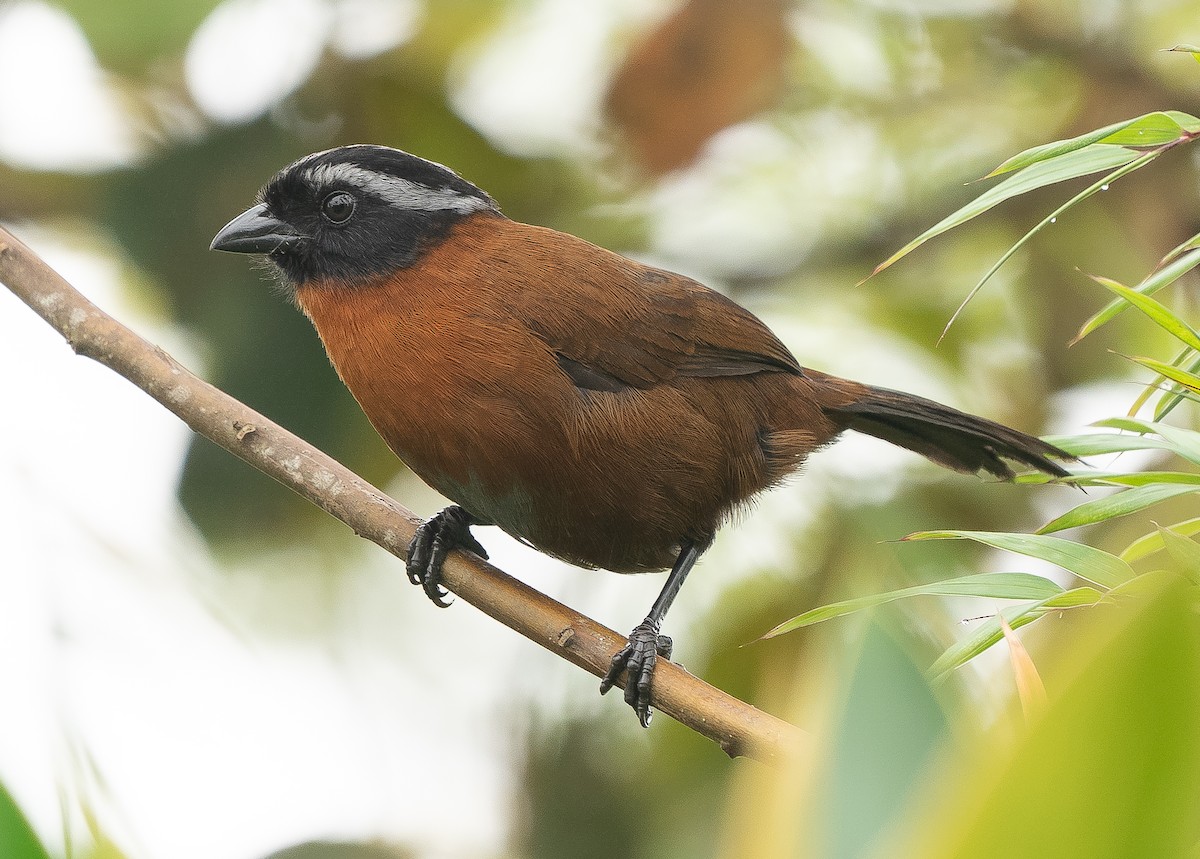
[1154,385,1200,420]
[1128,355,1200,395]
[938,151,1158,340]
[903,576,1200,859]
[1132,344,1198,419]
[1021,471,1200,488]
[930,605,1042,679]
[903,530,1133,588]
[1038,484,1200,533]
[1000,613,1047,720]
[1089,276,1200,351]
[1160,230,1200,267]
[1162,109,1200,131]
[1079,471,1200,487]
[1095,417,1200,466]
[1166,44,1200,65]
[759,572,1064,639]
[1158,526,1200,585]
[985,113,1183,177]
[1095,111,1188,146]
[1039,432,1179,457]
[1152,348,1200,421]
[928,587,1107,678]
[867,144,1140,279]
[1072,247,1200,343]
[1123,516,1200,562]
[0,782,52,859]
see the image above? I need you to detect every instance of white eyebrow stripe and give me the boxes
[303,162,492,213]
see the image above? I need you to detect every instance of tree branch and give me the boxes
[0,225,806,763]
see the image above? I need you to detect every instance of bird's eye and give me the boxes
[321,191,356,224]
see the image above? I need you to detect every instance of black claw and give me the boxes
[405,534,428,586]
[600,619,673,727]
[405,506,487,608]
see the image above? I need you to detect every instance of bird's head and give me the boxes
[210,144,499,288]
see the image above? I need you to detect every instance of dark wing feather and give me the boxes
[815,374,1074,479]
[554,353,629,392]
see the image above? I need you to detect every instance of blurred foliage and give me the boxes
[0,785,131,859]
[890,572,1200,859]
[0,781,52,859]
[776,106,1200,672]
[605,0,790,174]
[55,0,217,72]
[725,71,1200,859]
[4,0,1200,857]
[261,841,413,859]
[716,571,1200,859]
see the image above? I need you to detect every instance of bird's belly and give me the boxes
[419,467,541,544]
[401,434,680,573]
[402,385,787,573]
[370,388,709,573]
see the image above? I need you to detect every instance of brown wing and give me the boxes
[512,225,801,391]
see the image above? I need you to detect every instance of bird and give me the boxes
[211,144,1072,727]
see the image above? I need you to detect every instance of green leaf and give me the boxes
[1153,378,1200,421]
[928,587,1107,678]
[1158,526,1200,584]
[1147,345,1200,422]
[1037,483,1200,534]
[985,112,1187,177]
[57,0,221,75]
[1088,275,1200,351]
[1123,516,1200,562]
[1095,111,1189,146]
[1072,247,1200,343]
[1021,470,1200,488]
[1094,417,1200,466]
[900,575,1200,859]
[1017,465,1200,487]
[867,144,1141,279]
[1128,355,1200,395]
[999,610,1046,719]
[1160,230,1200,267]
[1134,344,1200,420]
[1166,44,1200,65]
[759,572,1064,639]
[1163,110,1200,132]
[937,150,1159,340]
[929,604,1042,678]
[1039,431,1179,457]
[903,530,1133,588]
[0,781,52,859]
[1079,471,1200,487]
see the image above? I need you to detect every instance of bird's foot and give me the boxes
[599,619,673,727]
[406,506,488,608]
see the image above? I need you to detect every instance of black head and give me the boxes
[210,144,500,287]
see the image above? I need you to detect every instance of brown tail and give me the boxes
[817,378,1073,480]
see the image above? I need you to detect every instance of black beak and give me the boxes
[210,203,301,254]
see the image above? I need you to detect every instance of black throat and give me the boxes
[258,145,501,288]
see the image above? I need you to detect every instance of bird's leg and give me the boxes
[406,505,489,608]
[600,539,703,727]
